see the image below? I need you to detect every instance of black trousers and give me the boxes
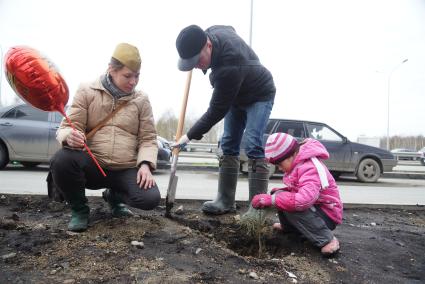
[278,206,336,248]
[50,148,161,210]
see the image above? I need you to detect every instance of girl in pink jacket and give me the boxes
[251,133,343,255]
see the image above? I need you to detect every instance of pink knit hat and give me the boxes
[265,133,299,164]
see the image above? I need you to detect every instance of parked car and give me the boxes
[225,118,397,183]
[0,103,171,169]
[390,148,420,161]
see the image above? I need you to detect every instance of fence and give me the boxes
[184,142,218,153]
[392,151,422,161]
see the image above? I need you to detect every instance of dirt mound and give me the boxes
[0,194,424,283]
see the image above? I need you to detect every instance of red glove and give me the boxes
[251,194,272,209]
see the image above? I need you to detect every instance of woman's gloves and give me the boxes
[251,194,272,209]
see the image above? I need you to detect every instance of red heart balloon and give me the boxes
[4,46,106,177]
[4,46,69,114]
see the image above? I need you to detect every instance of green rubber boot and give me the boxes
[102,189,134,218]
[66,190,89,232]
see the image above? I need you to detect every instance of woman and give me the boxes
[51,43,160,232]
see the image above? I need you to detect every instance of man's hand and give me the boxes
[66,129,86,149]
[137,164,156,190]
[171,134,190,151]
[251,194,272,209]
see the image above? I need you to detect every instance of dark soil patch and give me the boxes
[0,194,424,283]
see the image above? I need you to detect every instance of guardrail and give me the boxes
[184,142,218,153]
[392,151,422,161]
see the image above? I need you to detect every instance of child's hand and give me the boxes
[251,194,272,209]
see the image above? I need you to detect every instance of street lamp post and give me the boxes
[386,58,408,150]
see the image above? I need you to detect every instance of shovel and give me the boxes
[165,70,193,218]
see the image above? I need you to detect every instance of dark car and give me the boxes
[0,103,171,169]
[232,118,397,182]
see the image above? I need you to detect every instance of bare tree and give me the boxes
[155,109,178,140]
[380,135,425,151]
[155,110,224,143]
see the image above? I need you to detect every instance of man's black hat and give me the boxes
[176,25,207,71]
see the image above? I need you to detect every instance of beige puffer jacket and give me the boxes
[56,77,158,170]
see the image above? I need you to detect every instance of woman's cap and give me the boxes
[176,25,207,71]
[265,133,299,164]
[112,43,141,73]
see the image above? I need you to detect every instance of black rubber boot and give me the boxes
[201,155,239,215]
[66,190,89,232]
[247,158,270,201]
[241,158,270,221]
[102,189,134,218]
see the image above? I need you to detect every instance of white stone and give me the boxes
[131,241,144,249]
[1,252,17,260]
[249,272,259,280]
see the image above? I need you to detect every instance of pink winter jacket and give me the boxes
[273,138,343,224]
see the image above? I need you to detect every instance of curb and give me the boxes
[383,172,425,179]
[172,164,425,180]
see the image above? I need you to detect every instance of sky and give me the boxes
[0,0,424,141]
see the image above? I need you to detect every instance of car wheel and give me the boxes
[21,162,41,168]
[0,143,9,169]
[421,158,425,166]
[356,158,381,183]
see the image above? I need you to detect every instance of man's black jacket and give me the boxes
[187,25,276,140]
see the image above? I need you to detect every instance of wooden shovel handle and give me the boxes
[173,70,192,155]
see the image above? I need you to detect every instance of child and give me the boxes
[251,133,343,256]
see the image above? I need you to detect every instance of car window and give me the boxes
[306,123,342,141]
[274,121,305,138]
[3,105,49,122]
[265,120,277,134]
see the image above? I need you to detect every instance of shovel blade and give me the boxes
[165,174,178,216]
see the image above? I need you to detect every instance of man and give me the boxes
[51,43,161,232]
[174,25,276,217]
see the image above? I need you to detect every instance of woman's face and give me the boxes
[109,66,140,94]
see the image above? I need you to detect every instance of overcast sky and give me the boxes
[1,0,424,141]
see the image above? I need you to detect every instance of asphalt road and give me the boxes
[0,164,424,206]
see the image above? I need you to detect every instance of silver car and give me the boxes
[0,103,171,169]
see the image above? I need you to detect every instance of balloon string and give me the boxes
[62,113,107,177]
